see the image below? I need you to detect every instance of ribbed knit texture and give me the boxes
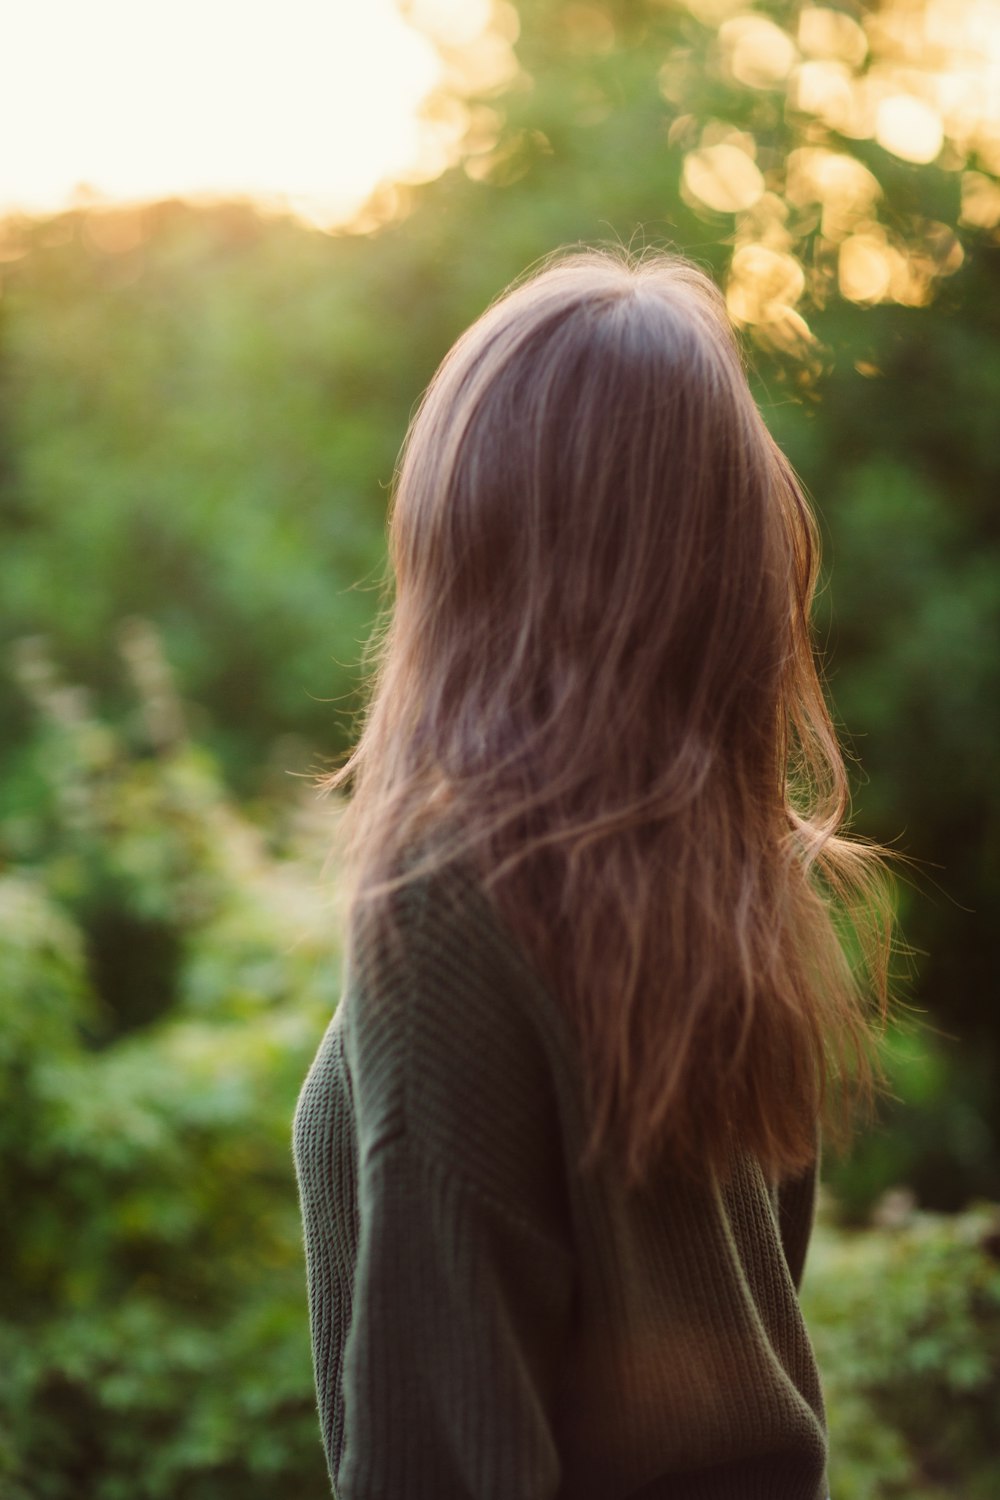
[293,865,828,1500]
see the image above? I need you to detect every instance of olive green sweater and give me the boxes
[293,866,828,1500]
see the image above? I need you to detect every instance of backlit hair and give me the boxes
[330,248,894,1186]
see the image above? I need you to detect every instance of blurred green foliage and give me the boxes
[2,0,999,1492]
[2,657,998,1497]
[804,1204,1000,1498]
[0,639,338,1498]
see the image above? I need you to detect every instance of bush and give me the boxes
[4,636,998,1498]
[805,1202,1000,1499]
[0,632,338,1499]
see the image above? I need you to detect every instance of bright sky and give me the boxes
[0,0,459,226]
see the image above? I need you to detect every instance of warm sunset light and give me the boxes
[0,0,502,228]
[682,139,765,214]
[673,0,1000,334]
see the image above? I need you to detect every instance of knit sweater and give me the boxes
[293,863,828,1500]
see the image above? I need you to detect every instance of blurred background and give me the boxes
[1,0,998,1494]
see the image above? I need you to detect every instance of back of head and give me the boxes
[391,252,804,796]
[338,248,892,1186]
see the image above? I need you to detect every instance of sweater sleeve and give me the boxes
[335,1129,574,1499]
[333,873,576,1499]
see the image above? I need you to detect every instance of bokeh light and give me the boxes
[682,140,765,213]
[875,94,945,164]
[719,15,798,89]
[677,0,1000,339]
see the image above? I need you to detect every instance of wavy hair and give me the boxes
[330,248,894,1185]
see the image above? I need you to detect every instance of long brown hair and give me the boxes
[330,248,894,1186]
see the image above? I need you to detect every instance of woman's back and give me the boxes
[294,862,828,1499]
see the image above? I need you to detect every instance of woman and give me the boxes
[293,249,892,1499]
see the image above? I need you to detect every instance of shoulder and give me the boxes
[348,857,533,1006]
[342,860,574,1224]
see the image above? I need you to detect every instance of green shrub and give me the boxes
[0,634,337,1498]
[805,1203,1000,1499]
[3,637,999,1497]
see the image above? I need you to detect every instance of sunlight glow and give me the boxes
[0,0,495,228]
[785,148,882,239]
[839,233,896,303]
[875,94,946,164]
[678,0,1000,337]
[797,8,868,69]
[961,168,1000,227]
[726,244,805,322]
[682,140,764,213]
[719,16,797,89]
